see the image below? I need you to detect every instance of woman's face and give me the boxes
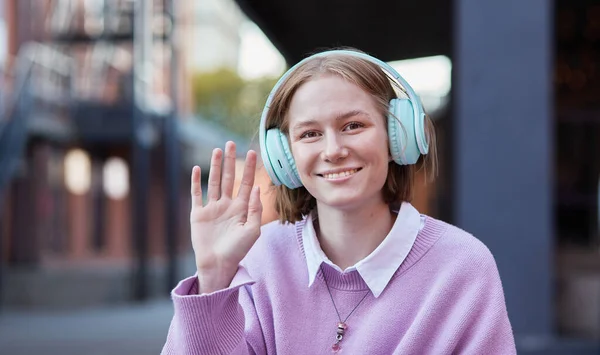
[287,74,390,211]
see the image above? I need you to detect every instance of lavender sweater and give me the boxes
[161,216,516,354]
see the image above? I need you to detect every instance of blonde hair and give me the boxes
[265,48,437,223]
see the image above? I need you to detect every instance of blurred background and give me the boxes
[0,0,598,354]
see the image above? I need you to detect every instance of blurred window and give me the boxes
[64,148,91,195]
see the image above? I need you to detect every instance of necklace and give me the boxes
[320,264,370,353]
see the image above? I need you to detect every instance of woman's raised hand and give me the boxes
[190,141,263,294]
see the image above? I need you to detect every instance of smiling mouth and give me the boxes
[319,168,362,180]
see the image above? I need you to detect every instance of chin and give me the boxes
[317,193,366,210]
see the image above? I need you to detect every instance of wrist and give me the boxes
[196,265,236,294]
[195,272,223,294]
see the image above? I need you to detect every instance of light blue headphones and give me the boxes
[258,50,429,189]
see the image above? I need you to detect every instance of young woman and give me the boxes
[161,49,516,354]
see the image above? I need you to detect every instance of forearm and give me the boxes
[161,269,260,355]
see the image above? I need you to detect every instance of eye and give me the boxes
[343,121,364,131]
[299,131,320,139]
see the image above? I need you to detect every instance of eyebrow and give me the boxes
[291,110,371,132]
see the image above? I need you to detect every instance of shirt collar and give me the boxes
[302,202,424,298]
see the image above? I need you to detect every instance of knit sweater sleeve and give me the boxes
[160,266,266,355]
[454,247,517,354]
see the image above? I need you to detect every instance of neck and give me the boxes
[314,200,395,270]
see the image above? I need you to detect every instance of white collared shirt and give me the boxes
[302,202,424,298]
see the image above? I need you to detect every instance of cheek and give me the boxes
[291,145,312,174]
[367,133,390,162]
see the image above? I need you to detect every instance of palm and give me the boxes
[191,198,258,266]
[189,141,263,292]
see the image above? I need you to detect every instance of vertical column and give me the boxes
[453,0,553,337]
[165,0,180,293]
[131,0,153,301]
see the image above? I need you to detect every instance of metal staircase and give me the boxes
[0,42,74,208]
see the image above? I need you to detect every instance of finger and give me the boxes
[236,150,258,203]
[221,141,237,199]
[190,166,203,207]
[207,148,223,201]
[245,186,263,232]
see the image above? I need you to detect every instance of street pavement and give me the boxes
[0,299,174,354]
[4,298,600,355]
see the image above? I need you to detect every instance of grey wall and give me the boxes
[452,0,553,338]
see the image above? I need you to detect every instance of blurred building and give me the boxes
[0,0,239,310]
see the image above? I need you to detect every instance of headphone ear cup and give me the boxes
[388,98,421,165]
[265,128,303,189]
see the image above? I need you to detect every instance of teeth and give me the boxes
[323,169,358,179]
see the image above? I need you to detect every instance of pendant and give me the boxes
[332,322,347,353]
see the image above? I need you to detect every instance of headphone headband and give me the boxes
[258,49,428,186]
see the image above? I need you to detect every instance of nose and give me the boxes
[321,133,348,162]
